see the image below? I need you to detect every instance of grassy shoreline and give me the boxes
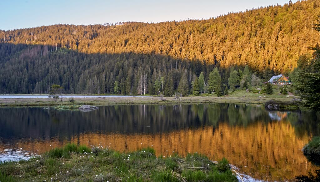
[0,144,237,181]
[303,137,320,166]
[0,91,297,107]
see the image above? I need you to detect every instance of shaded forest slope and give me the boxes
[1,0,320,94]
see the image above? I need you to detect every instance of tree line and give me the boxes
[0,43,266,95]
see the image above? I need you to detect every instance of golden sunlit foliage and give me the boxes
[1,0,320,73]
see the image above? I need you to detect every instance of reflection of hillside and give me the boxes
[2,121,317,181]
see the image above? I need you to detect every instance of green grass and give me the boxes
[0,145,238,181]
[0,172,15,182]
[0,89,298,107]
[46,143,91,158]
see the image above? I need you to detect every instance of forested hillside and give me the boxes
[0,0,320,94]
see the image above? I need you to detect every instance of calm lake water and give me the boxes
[0,104,319,181]
[0,95,149,99]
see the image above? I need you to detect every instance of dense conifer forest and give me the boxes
[0,0,320,94]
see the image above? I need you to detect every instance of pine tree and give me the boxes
[177,71,189,96]
[198,72,205,93]
[251,74,262,87]
[208,67,222,96]
[154,78,161,95]
[223,84,229,96]
[228,70,239,92]
[294,48,320,110]
[161,77,165,92]
[264,83,273,95]
[114,81,119,94]
[192,77,200,96]
[164,75,174,97]
[49,84,62,101]
[240,65,251,89]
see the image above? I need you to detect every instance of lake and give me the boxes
[0,95,149,99]
[0,104,319,181]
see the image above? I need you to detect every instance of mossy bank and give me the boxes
[0,144,238,181]
[303,136,320,166]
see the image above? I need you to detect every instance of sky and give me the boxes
[0,0,298,30]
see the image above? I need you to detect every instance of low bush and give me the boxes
[46,143,91,158]
[303,136,320,165]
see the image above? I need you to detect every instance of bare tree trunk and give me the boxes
[143,73,147,95]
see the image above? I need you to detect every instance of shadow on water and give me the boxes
[0,103,320,181]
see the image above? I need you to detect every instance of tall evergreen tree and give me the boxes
[208,67,222,96]
[164,74,174,97]
[114,81,119,94]
[228,70,239,92]
[192,77,200,96]
[154,78,161,95]
[264,83,273,95]
[294,49,320,110]
[198,72,205,94]
[177,71,189,96]
[240,65,251,89]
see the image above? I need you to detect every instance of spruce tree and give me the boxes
[164,75,174,97]
[154,78,161,95]
[177,71,189,96]
[114,81,119,94]
[208,67,222,96]
[228,70,239,92]
[192,77,200,96]
[265,83,273,95]
[240,65,251,89]
[294,47,320,110]
[198,72,205,94]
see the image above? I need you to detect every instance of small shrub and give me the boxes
[217,158,230,172]
[140,147,155,155]
[47,144,91,158]
[263,83,273,95]
[78,145,91,154]
[165,158,178,171]
[69,98,75,104]
[280,85,288,95]
[92,147,103,156]
[47,148,63,158]
[133,147,156,159]
[101,149,115,157]
[64,143,78,153]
